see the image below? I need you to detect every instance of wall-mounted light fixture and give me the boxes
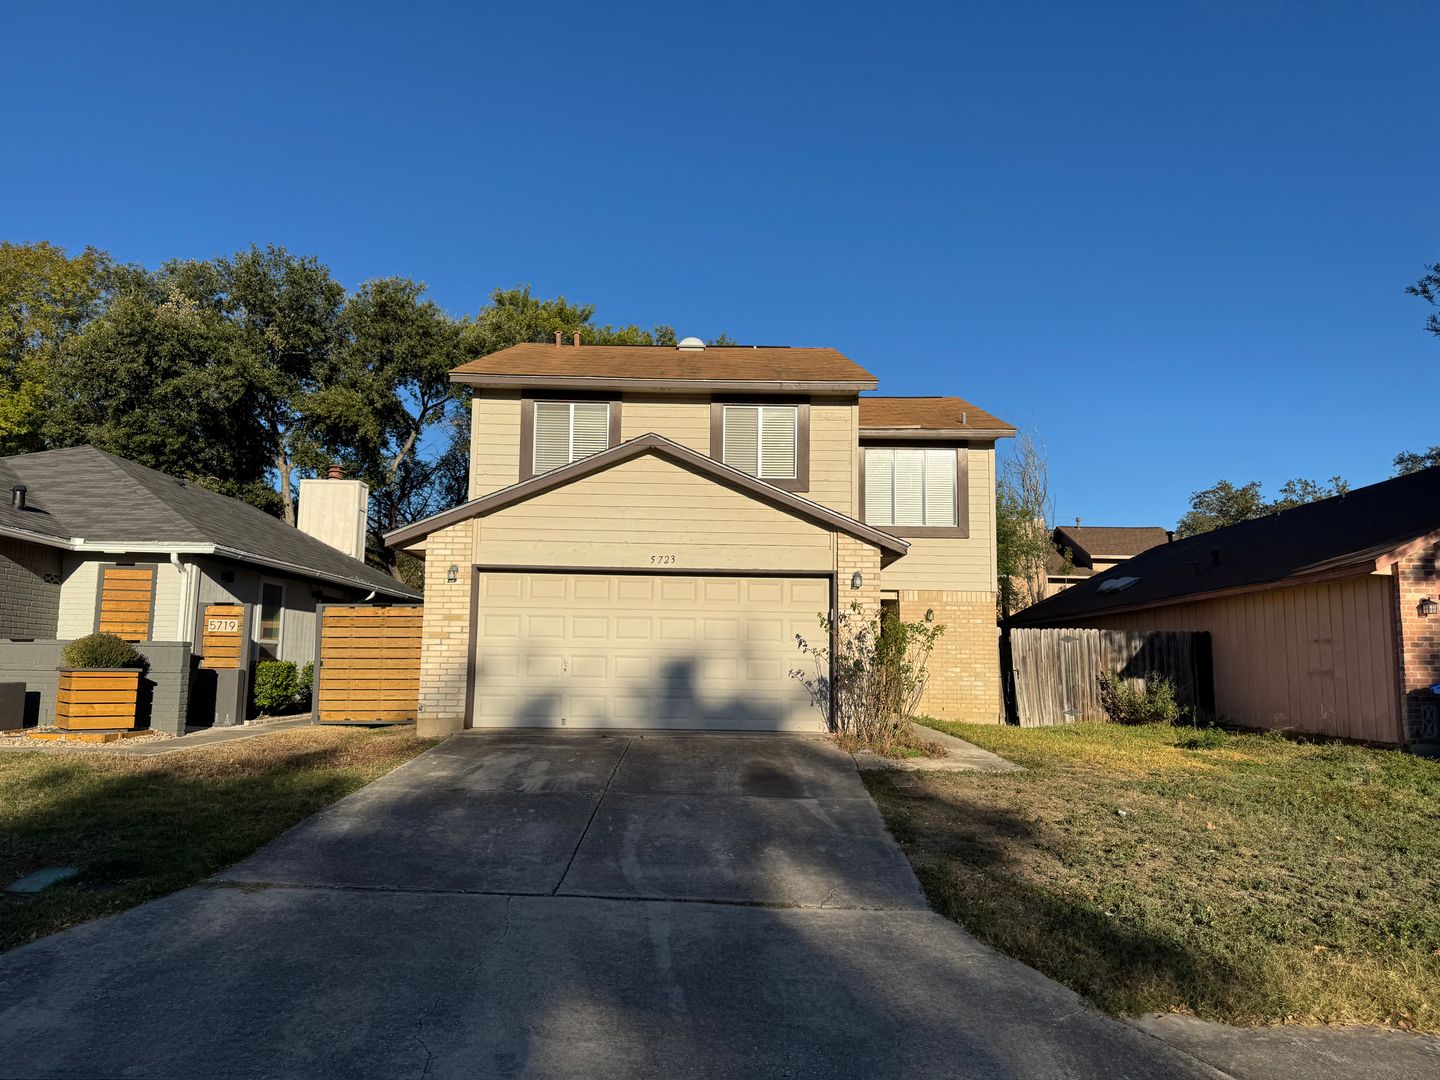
[925,608,935,623]
[447,564,459,584]
[850,571,863,590]
[1420,597,1438,617]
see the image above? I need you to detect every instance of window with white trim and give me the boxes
[864,448,958,527]
[532,401,611,474]
[721,404,798,480]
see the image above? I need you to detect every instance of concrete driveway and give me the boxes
[0,732,1217,1079]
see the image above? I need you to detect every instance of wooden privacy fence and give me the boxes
[314,604,422,724]
[1008,627,1212,727]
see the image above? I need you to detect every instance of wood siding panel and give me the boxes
[58,556,182,641]
[879,442,997,593]
[316,605,422,723]
[469,391,523,499]
[806,397,858,515]
[619,394,711,452]
[1065,574,1401,743]
[476,453,835,572]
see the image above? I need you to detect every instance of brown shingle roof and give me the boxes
[858,396,1014,435]
[451,343,877,387]
[1010,466,1440,626]
[1053,525,1170,561]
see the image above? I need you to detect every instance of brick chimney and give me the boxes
[572,331,581,347]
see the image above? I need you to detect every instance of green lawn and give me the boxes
[868,720,1440,1032]
[0,727,433,953]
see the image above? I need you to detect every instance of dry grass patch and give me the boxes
[0,727,433,952]
[868,721,1440,1032]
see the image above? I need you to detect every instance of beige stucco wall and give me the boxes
[1065,573,1403,744]
[474,453,837,572]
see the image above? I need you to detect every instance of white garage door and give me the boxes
[471,572,830,731]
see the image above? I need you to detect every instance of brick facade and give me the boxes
[898,590,1002,723]
[836,535,882,623]
[0,538,62,640]
[1392,543,1440,744]
[416,521,475,737]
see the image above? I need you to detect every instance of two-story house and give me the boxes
[385,336,1013,736]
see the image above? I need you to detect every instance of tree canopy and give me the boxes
[3,243,688,586]
[1176,475,1348,537]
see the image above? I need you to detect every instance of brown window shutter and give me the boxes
[96,565,155,642]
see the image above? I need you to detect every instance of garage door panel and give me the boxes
[472,572,827,731]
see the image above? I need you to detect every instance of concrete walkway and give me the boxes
[0,731,1220,1079]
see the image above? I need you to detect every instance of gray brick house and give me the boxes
[0,446,418,731]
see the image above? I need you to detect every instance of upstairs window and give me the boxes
[532,401,612,474]
[864,447,958,528]
[721,404,798,480]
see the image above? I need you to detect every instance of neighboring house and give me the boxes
[386,337,1014,735]
[1045,524,1170,596]
[1009,467,1440,747]
[0,446,418,729]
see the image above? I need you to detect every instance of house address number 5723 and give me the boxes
[649,554,677,565]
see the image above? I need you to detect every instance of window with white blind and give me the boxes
[721,404,798,480]
[532,401,612,474]
[864,448,959,527]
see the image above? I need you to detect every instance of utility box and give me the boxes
[0,682,22,730]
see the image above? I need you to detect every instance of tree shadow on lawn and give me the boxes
[866,770,1284,1024]
[0,736,426,953]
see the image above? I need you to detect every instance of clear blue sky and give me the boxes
[3,1,1436,529]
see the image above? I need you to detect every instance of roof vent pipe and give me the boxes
[10,485,25,510]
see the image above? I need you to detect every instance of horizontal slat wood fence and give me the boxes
[97,566,156,642]
[1009,627,1212,727]
[315,605,422,724]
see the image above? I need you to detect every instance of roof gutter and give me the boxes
[860,427,1015,441]
[0,525,415,599]
[450,374,879,393]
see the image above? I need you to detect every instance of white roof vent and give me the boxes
[677,336,706,351]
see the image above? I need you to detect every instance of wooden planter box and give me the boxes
[54,668,141,730]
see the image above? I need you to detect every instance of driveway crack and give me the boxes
[412,894,514,1079]
[552,737,632,895]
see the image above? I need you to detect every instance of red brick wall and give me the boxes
[1393,543,1440,743]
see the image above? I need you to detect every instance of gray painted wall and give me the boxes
[0,538,62,640]
[0,639,192,735]
[192,558,356,668]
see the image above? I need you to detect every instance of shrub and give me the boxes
[253,660,300,714]
[1096,670,1185,725]
[60,633,147,671]
[296,661,314,709]
[792,603,945,754]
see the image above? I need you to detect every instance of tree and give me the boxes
[996,432,1054,616]
[1268,475,1348,512]
[1176,475,1348,537]
[304,276,467,581]
[46,268,276,506]
[172,246,345,524]
[1407,262,1440,338]
[0,242,110,454]
[1394,447,1440,475]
